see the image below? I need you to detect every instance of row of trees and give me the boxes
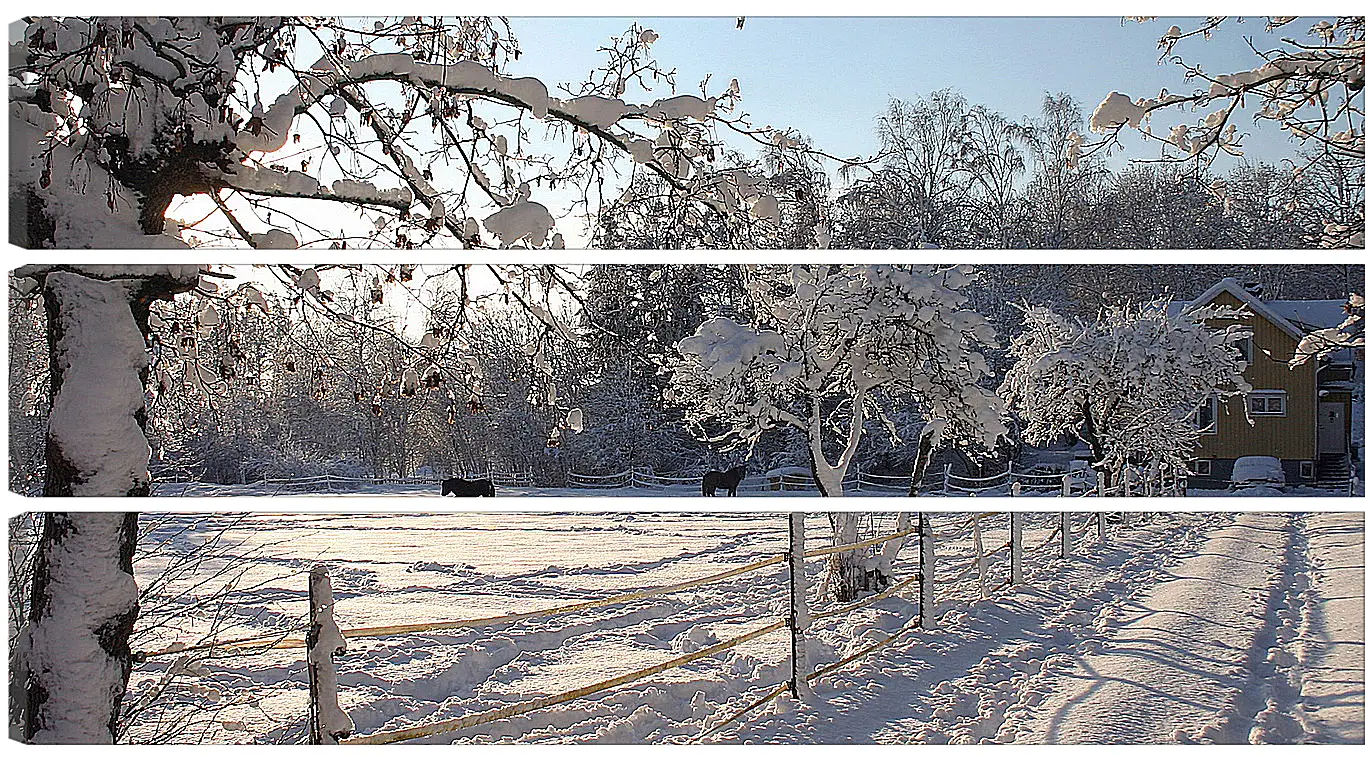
[10,17,1362,251]
[597,90,1363,250]
[9,264,1356,495]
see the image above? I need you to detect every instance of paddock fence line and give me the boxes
[133,511,1148,744]
[566,463,1187,497]
[153,469,535,496]
[150,463,1350,497]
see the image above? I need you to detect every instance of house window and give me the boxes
[1234,334,1254,366]
[1249,391,1287,416]
[1300,461,1315,479]
[1191,459,1213,476]
[1196,397,1218,433]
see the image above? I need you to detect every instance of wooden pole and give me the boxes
[307,565,353,745]
[1061,511,1072,559]
[308,568,322,745]
[919,511,936,629]
[1009,510,1023,584]
[787,513,811,700]
[972,512,986,599]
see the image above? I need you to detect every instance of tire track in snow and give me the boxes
[1003,513,1295,743]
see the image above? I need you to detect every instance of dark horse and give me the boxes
[441,477,496,497]
[701,466,747,497]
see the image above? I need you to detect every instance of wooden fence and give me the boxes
[135,510,1139,744]
[566,463,1188,497]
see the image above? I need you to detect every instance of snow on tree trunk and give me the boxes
[808,395,872,601]
[19,513,139,743]
[826,512,864,603]
[42,274,150,496]
[36,267,202,496]
[307,565,353,744]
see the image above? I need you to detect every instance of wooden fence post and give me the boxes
[972,512,986,599]
[1097,508,1108,544]
[919,511,936,629]
[1061,511,1072,559]
[787,513,811,700]
[307,565,353,744]
[1062,474,1073,498]
[1009,510,1023,584]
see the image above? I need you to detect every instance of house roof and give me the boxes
[1170,277,1349,339]
[1265,299,1352,332]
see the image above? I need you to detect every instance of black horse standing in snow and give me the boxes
[441,477,496,497]
[702,466,747,497]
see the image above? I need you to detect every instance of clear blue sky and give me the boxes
[507,16,1307,171]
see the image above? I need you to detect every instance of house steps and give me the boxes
[1316,453,1354,492]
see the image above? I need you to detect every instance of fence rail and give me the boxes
[136,510,1153,744]
[563,462,1191,497]
[152,463,1355,497]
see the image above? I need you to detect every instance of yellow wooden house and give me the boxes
[1174,278,1355,488]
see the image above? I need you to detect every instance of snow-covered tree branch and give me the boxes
[11,16,825,249]
[1089,16,1365,247]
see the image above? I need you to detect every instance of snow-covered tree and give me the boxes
[1090,16,1365,247]
[667,264,1006,598]
[11,17,807,249]
[1000,301,1251,490]
[1025,93,1109,248]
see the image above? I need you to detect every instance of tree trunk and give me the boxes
[869,427,938,582]
[41,270,196,496]
[18,267,198,743]
[19,512,140,743]
[808,393,878,601]
[1079,400,1113,492]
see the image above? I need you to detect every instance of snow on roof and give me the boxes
[1263,299,1351,332]
[764,466,812,477]
[1172,278,1348,340]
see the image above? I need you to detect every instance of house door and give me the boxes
[1318,402,1347,454]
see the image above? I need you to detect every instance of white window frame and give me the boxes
[1191,459,1213,476]
[1248,390,1288,417]
[1300,461,1315,480]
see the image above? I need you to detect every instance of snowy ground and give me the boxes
[121,511,1362,744]
[148,480,1347,498]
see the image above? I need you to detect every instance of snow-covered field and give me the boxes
[124,511,1363,744]
[148,480,1347,498]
